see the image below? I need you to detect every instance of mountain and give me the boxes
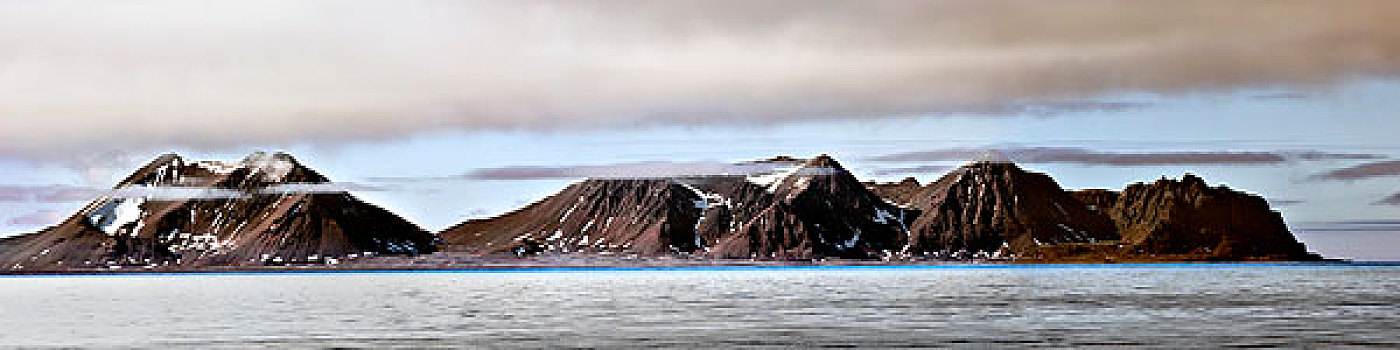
[2,151,1316,268]
[439,179,708,254]
[1079,175,1315,260]
[862,177,923,206]
[706,155,913,259]
[0,152,435,269]
[901,161,1119,258]
[441,156,1316,261]
[439,155,915,259]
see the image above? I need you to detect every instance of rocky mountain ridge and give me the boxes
[439,155,914,259]
[1,152,1321,270]
[0,152,436,269]
[441,155,1318,261]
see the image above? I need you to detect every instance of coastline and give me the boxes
[0,258,1368,276]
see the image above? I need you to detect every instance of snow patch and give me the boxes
[874,209,897,224]
[194,161,239,175]
[844,228,862,249]
[746,166,800,191]
[86,197,146,235]
[241,152,296,182]
[676,181,731,208]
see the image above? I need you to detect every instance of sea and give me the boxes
[1,263,1397,348]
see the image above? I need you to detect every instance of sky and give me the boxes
[2,0,1399,260]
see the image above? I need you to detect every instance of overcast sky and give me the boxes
[2,0,1399,259]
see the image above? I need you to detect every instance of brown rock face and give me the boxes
[0,152,435,268]
[708,155,913,259]
[443,157,1317,261]
[441,155,915,259]
[903,162,1119,256]
[1105,174,1313,259]
[439,179,707,254]
[863,177,923,206]
[1067,189,1120,214]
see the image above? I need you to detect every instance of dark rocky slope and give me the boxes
[707,155,913,259]
[440,155,915,259]
[443,157,1317,261]
[862,177,923,206]
[1078,175,1314,260]
[901,162,1119,257]
[439,179,708,254]
[0,152,435,269]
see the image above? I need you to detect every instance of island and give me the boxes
[0,152,1322,274]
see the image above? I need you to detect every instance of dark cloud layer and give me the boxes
[1268,199,1306,206]
[3,0,1400,156]
[1294,219,1400,231]
[365,158,847,182]
[1379,193,1400,206]
[0,183,385,203]
[868,147,1378,166]
[1311,160,1400,181]
[870,165,955,176]
[373,161,795,182]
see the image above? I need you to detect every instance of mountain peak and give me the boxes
[955,160,1033,179]
[241,151,298,164]
[801,154,844,169]
[1181,173,1207,186]
[898,177,920,186]
[115,153,188,187]
[961,159,1023,170]
[238,151,323,183]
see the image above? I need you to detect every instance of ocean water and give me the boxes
[1,264,1397,348]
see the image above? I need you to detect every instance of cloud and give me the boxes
[453,161,794,181]
[2,0,1400,156]
[1294,220,1400,231]
[0,185,100,203]
[1250,91,1317,100]
[106,186,248,200]
[7,210,67,226]
[867,147,1379,166]
[1379,193,1400,206]
[1310,160,1400,181]
[0,182,385,202]
[260,182,387,194]
[870,165,955,176]
[367,159,846,182]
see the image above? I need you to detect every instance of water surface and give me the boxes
[2,264,1397,348]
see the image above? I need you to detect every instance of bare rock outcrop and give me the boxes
[903,162,1119,257]
[1104,175,1314,259]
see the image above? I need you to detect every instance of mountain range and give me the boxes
[0,152,436,269]
[0,152,1319,269]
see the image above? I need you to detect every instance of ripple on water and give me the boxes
[0,265,1397,348]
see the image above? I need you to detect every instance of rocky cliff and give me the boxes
[902,162,1119,257]
[1092,175,1314,260]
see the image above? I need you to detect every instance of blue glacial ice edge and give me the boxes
[2,261,1398,278]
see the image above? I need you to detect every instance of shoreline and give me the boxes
[0,259,1375,276]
